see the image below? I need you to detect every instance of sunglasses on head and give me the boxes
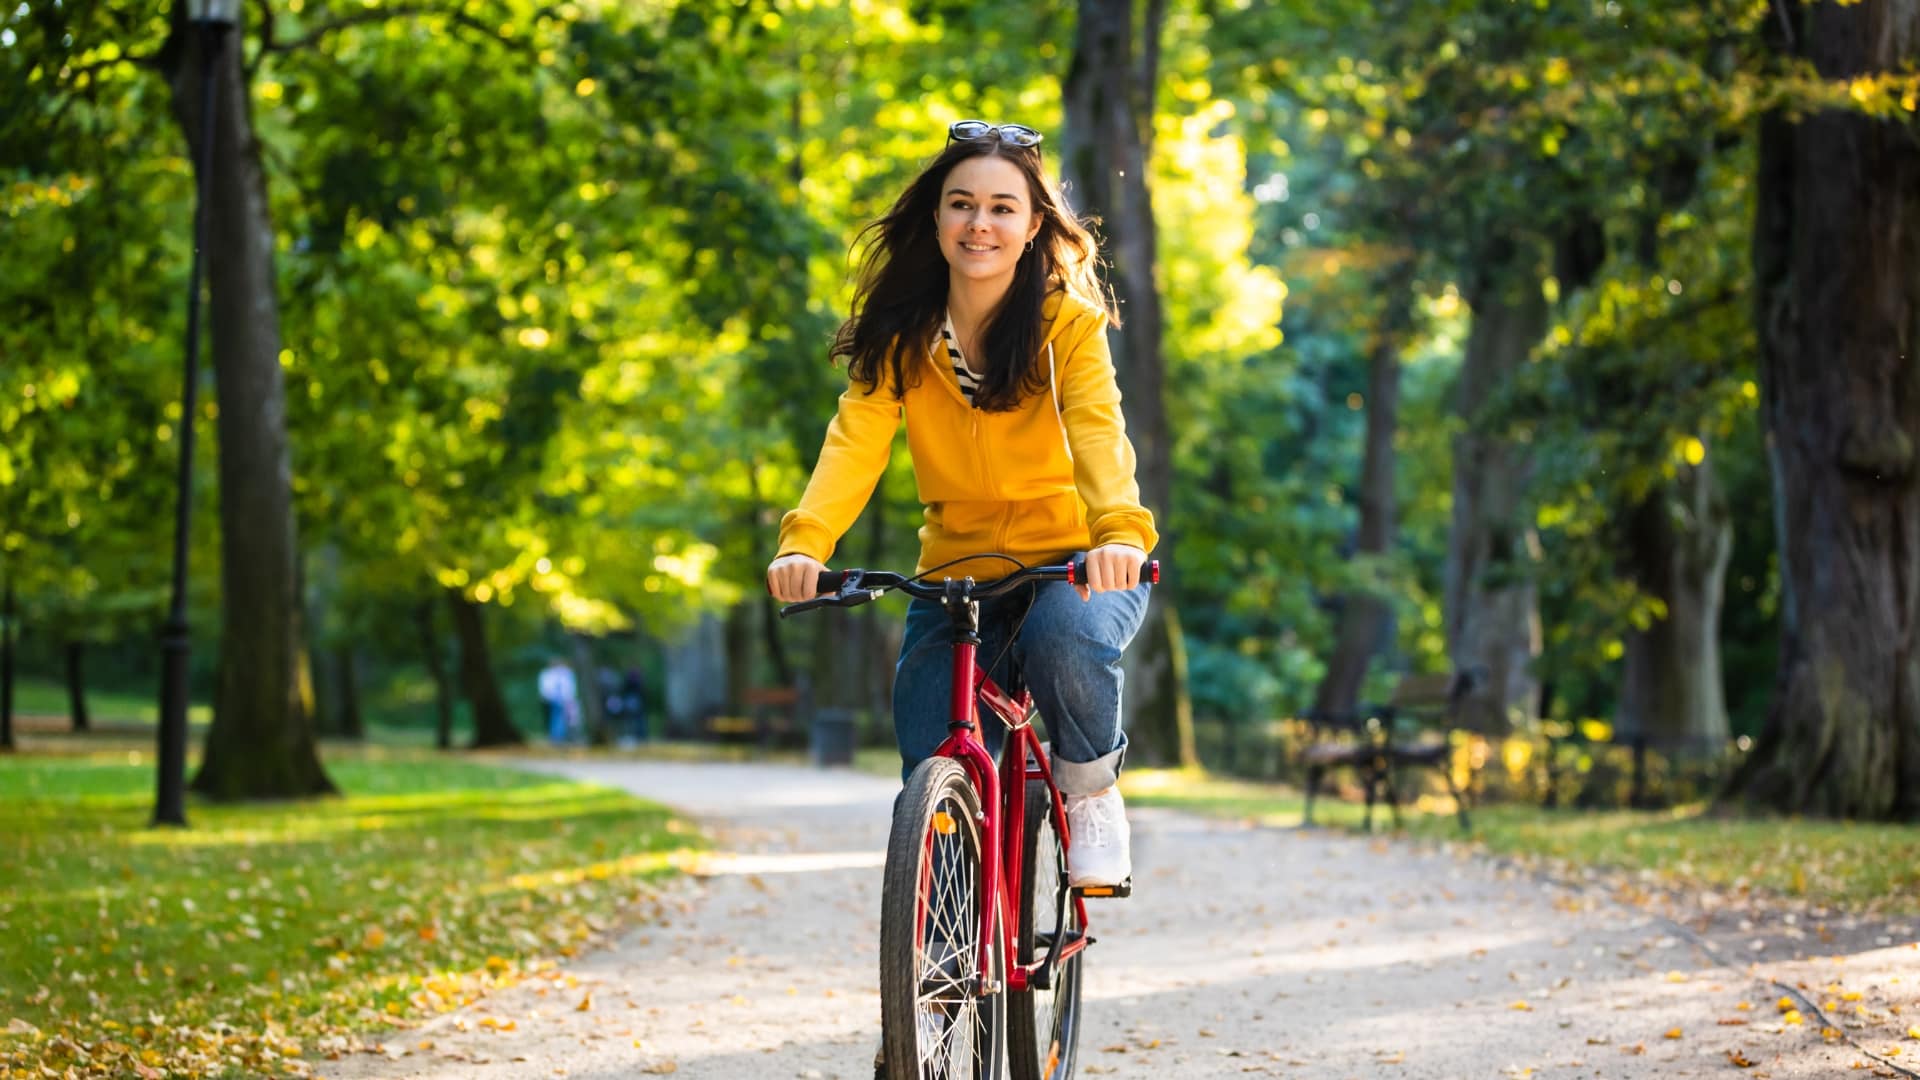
[947,120,1044,148]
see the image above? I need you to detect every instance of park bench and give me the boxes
[703,680,811,749]
[1299,671,1473,833]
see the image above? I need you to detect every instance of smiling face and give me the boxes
[935,154,1043,289]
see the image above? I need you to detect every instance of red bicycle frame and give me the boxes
[779,556,1159,1005]
[928,634,1091,997]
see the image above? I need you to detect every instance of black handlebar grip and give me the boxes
[1066,557,1161,586]
[816,570,848,595]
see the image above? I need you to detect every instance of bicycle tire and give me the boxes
[1006,781,1083,1080]
[880,757,1007,1079]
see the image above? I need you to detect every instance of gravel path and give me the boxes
[317,760,1918,1080]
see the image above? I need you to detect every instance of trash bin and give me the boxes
[810,707,856,767]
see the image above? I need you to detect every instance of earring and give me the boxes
[1024,240,1034,253]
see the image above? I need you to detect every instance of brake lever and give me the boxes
[777,596,834,619]
[777,583,889,619]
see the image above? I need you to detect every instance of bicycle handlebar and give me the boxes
[778,556,1161,619]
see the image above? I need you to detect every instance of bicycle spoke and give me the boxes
[884,761,1003,1080]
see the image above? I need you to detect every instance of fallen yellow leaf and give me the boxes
[1664,1028,1683,1040]
[1510,1000,1533,1011]
[576,992,593,1012]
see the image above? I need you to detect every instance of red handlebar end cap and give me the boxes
[1149,560,1160,585]
[1066,562,1078,586]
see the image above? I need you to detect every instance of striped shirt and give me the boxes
[941,311,983,406]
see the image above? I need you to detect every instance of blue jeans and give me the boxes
[892,580,1149,795]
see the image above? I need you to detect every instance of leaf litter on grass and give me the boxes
[0,753,700,1078]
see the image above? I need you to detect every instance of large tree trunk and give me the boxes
[1446,254,1548,735]
[66,641,90,733]
[166,10,330,800]
[1313,261,1416,719]
[415,599,455,750]
[1061,0,1194,767]
[447,589,522,748]
[1615,458,1733,752]
[1727,0,1920,819]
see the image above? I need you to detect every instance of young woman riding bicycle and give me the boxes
[765,119,1155,892]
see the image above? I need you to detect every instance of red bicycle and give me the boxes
[781,555,1160,1080]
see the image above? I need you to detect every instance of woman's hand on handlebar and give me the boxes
[767,553,828,604]
[1076,543,1149,602]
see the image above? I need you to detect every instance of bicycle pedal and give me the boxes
[1072,877,1132,899]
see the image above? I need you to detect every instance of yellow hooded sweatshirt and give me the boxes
[777,289,1158,581]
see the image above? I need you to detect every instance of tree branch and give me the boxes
[262,5,526,57]
[249,0,277,74]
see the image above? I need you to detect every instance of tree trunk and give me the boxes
[1,577,14,752]
[1061,0,1192,767]
[305,545,359,740]
[724,602,753,706]
[1727,0,1920,819]
[1445,256,1548,735]
[311,644,340,736]
[570,633,606,746]
[66,641,90,733]
[447,589,522,748]
[415,598,455,750]
[1615,457,1733,752]
[744,463,794,689]
[665,611,729,735]
[1313,261,1416,719]
[333,647,364,740]
[863,490,893,732]
[165,11,330,800]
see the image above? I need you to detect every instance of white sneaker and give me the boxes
[1065,788,1132,887]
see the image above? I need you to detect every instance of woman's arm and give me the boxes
[1055,309,1159,556]
[775,379,902,565]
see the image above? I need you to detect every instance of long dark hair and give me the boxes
[831,137,1117,412]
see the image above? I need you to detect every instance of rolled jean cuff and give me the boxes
[1047,735,1127,796]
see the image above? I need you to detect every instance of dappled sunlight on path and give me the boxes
[315,761,1914,1079]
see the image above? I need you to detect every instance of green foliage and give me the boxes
[10,0,1902,771]
[1,9,194,642]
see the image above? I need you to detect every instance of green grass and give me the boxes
[1119,768,1920,914]
[0,747,699,1077]
[9,675,212,729]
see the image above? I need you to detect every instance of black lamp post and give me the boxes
[155,0,239,828]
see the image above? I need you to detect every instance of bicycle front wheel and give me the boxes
[1007,781,1083,1080]
[881,756,1006,1079]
